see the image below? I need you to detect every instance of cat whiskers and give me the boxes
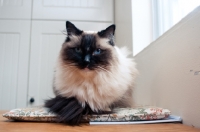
[96,66,115,78]
[61,29,67,35]
[63,63,78,71]
[64,63,77,67]
[62,66,79,77]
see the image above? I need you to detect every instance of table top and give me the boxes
[0,110,200,132]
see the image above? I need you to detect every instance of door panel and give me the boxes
[32,0,113,22]
[0,0,32,19]
[0,20,30,109]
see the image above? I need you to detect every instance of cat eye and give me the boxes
[75,47,82,53]
[93,48,101,55]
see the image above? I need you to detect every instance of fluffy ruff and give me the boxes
[44,96,112,125]
[54,46,137,112]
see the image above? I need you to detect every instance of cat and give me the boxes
[45,21,138,125]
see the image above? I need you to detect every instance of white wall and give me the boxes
[114,0,153,56]
[132,0,153,55]
[114,0,133,52]
[134,6,200,128]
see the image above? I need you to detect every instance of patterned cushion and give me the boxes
[2,106,170,122]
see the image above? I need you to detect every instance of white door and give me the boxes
[0,20,31,109]
[32,0,113,22]
[0,0,32,19]
[28,21,113,106]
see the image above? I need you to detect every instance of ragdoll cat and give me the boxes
[45,21,137,125]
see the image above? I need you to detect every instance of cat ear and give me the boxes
[97,24,116,38]
[66,21,83,36]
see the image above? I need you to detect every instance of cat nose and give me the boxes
[84,55,90,63]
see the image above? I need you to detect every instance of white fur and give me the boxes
[54,46,137,112]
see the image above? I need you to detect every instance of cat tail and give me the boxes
[44,96,84,125]
[44,96,113,125]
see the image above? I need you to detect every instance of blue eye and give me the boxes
[93,48,101,55]
[75,47,82,53]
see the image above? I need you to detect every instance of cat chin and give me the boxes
[80,68,93,74]
[83,67,91,71]
[79,68,95,77]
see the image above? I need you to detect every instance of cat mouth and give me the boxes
[84,67,90,71]
[83,65,93,70]
[84,65,89,69]
[83,67,93,72]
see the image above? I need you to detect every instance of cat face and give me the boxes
[61,21,116,70]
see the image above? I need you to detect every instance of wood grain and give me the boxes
[0,110,200,132]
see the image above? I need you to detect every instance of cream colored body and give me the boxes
[54,44,137,111]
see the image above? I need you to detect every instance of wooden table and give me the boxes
[0,110,199,132]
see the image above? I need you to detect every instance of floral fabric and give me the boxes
[2,106,170,122]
